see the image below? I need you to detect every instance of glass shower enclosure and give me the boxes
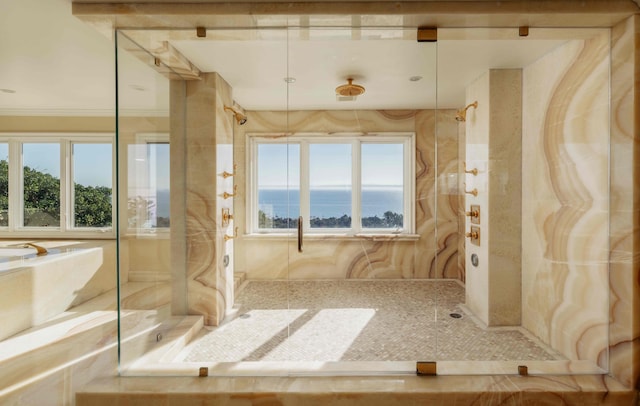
[115,25,610,377]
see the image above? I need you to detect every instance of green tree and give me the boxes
[382,211,403,227]
[0,161,113,228]
[127,196,155,228]
[0,160,8,226]
[74,183,112,227]
[23,165,60,226]
[260,212,403,229]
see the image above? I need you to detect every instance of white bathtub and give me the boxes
[0,242,117,341]
[0,248,39,257]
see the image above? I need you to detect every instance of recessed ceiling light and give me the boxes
[129,84,148,91]
[283,77,296,84]
[0,88,16,94]
[409,76,423,82]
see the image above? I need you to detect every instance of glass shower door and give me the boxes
[115,30,184,374]
[283,26,439,373]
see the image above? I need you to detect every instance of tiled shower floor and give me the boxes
[179,280,563,362]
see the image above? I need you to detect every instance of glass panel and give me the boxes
[73,143,112,228]
[116,30,180,375]
[127,141,170,229]
[257,143,299,229]
[437,28,610,375]
[284,26,437,373]
[309,143,351,228]
[361,143,403,229]
[116,26,292,376]
[150,143,170,228]
[0,143,8,226]
[22,143,60,227]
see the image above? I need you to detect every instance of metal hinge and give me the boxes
[417,27,437,43]
[416,361,437,376]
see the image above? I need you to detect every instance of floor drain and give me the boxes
[239,314,250,319]
[449,313,462,319]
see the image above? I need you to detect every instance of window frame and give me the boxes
[0,133,115,239]
[248,132,415,236]
[125,132,170,237]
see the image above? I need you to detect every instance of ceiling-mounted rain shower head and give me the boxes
[335,78,366,100]
[224,105,247,125]
[456,101,478,122]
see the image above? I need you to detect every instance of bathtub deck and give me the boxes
[0,281,183,395]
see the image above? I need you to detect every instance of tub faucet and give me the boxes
[24,243,48,255]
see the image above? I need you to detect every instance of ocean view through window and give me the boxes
[127,135,170,231]
[251,133,414,235]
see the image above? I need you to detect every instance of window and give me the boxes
[256,143,299,229]
[0,134,114,236]
[0,143,8,227]
[250,133,414,235]
[361,143,404,229]
[73,143,113,228]
[23,143,61,227]
[127,134,170,232]
[310,143,352,229]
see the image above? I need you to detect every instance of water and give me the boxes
[150,188,403,221]
[258,188,403,219]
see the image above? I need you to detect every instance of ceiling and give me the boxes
[0,0,115,116]
[172,35,567,110]
[0,0,587,115]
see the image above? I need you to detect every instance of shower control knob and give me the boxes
[465,226,481,246]
[465,231,479,239]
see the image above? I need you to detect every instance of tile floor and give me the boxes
[180,280,562,362]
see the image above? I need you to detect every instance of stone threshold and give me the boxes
[76,374,637,405]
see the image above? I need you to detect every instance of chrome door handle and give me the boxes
[297,216,303,253]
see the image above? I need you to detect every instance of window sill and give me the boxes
[243,233,420,242]
[123,229,170,239]
[0,230,116,240]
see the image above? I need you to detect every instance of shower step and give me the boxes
[121,315,204,370]
[0,282,169,393]
[234,272,247,296]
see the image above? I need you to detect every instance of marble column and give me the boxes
[170,80,188,316]
[171,73,234,326]
[464,69,522,327]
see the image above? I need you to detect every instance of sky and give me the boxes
[258,142,404,188]
[128,143,171,192]
[4,140,402,192]
[1,142,113,188]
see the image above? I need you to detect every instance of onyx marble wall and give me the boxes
[436,109,463,280]
[610,15,640,390]
[233,109,461,280]
[521,32,610,367]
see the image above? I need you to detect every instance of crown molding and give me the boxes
[0,108,169,117]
